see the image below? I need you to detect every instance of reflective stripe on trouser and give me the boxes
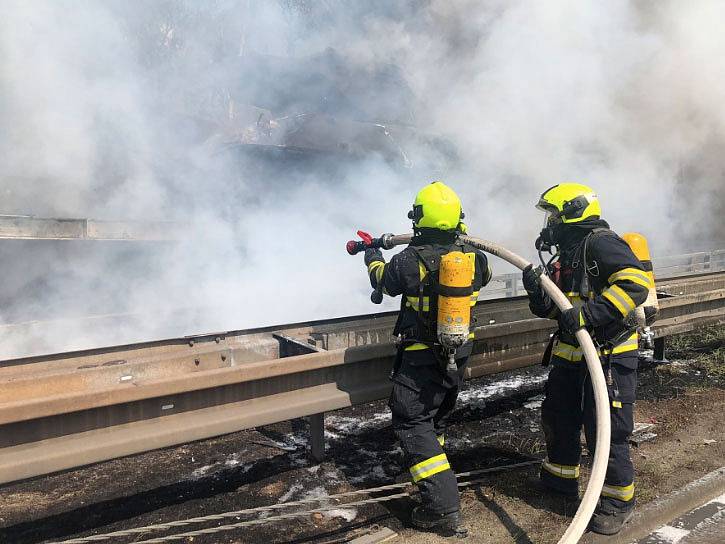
[410,453,450,482]
[602,482,635,502]
[389,350,464,514]
[541,364,636,501]
[542,460,580,479]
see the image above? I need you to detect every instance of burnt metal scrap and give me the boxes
[191,49,457,171]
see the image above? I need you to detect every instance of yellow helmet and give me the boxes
[536,182,601,224]
[409,181,464,231]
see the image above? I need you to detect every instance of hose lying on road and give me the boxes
[382,233,611,544]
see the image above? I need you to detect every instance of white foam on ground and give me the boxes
[279,484,357,522]
[190,465,214,478]
[278,483,305,503]
[458,372,547,405]
[324,508,358,521]
[325,371,546,440]
[325,411,392,436]
[348,463,390,484]
[650,525,690,543]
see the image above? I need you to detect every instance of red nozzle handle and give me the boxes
[357,230,373,245]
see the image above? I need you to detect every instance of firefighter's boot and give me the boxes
[589,498,635,535]
[526,474,580,502]
[411,506,468,537]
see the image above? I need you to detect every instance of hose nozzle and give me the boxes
[345,232,395,255]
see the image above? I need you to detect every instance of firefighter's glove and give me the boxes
[558,307,587,336]
[522,264,543,295]
[364,248,384,266]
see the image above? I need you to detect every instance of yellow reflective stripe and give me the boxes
[409,453,450,482]
[612,400,622,408]
[612,274,651,289]
[609,268,652,289]
[553,342,583,361]
[610,335,639,354]
[404,343,429,351]
[418,262,427,281]
[543,460,580,479]
[602,284,636,316]
[554,333,639,362]
[470,290,479,306]
[437,435,445,446]
[601,483,635,501]
[367,261,385,282]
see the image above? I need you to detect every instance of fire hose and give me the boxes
[347,231,610,544]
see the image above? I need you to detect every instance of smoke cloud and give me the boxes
[1,0,723,358]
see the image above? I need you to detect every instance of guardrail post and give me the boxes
[308,412,325,462]
[505,276,516,297]
[654,337,667,362]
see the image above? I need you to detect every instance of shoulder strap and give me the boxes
[579,228,614,298]
[406,246,441,345]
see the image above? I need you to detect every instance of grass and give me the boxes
[667,324,724,353]
[665,324,725,385]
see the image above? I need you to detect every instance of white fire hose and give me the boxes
[378,233,611,544]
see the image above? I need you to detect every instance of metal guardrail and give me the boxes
[0,272,723,485]
[0,215,184,241]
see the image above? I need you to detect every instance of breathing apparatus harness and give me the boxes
[540,228,636,383]
[391,234,473,375]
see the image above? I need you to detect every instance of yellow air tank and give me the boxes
[622,232,659,325]
[437,251,474,372]
[622,233,659,350]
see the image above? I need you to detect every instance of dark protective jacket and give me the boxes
[529,220,651,369]
[366,230,492,355]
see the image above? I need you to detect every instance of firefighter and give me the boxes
[362,181,491,534]
[522,183,651,535]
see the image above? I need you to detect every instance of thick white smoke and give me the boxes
[0,1,723,358]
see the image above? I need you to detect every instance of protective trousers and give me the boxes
[389,350,465,514]
[540,362,637,508]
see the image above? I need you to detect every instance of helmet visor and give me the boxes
[543,210,561,228]
[537,204,562,228]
